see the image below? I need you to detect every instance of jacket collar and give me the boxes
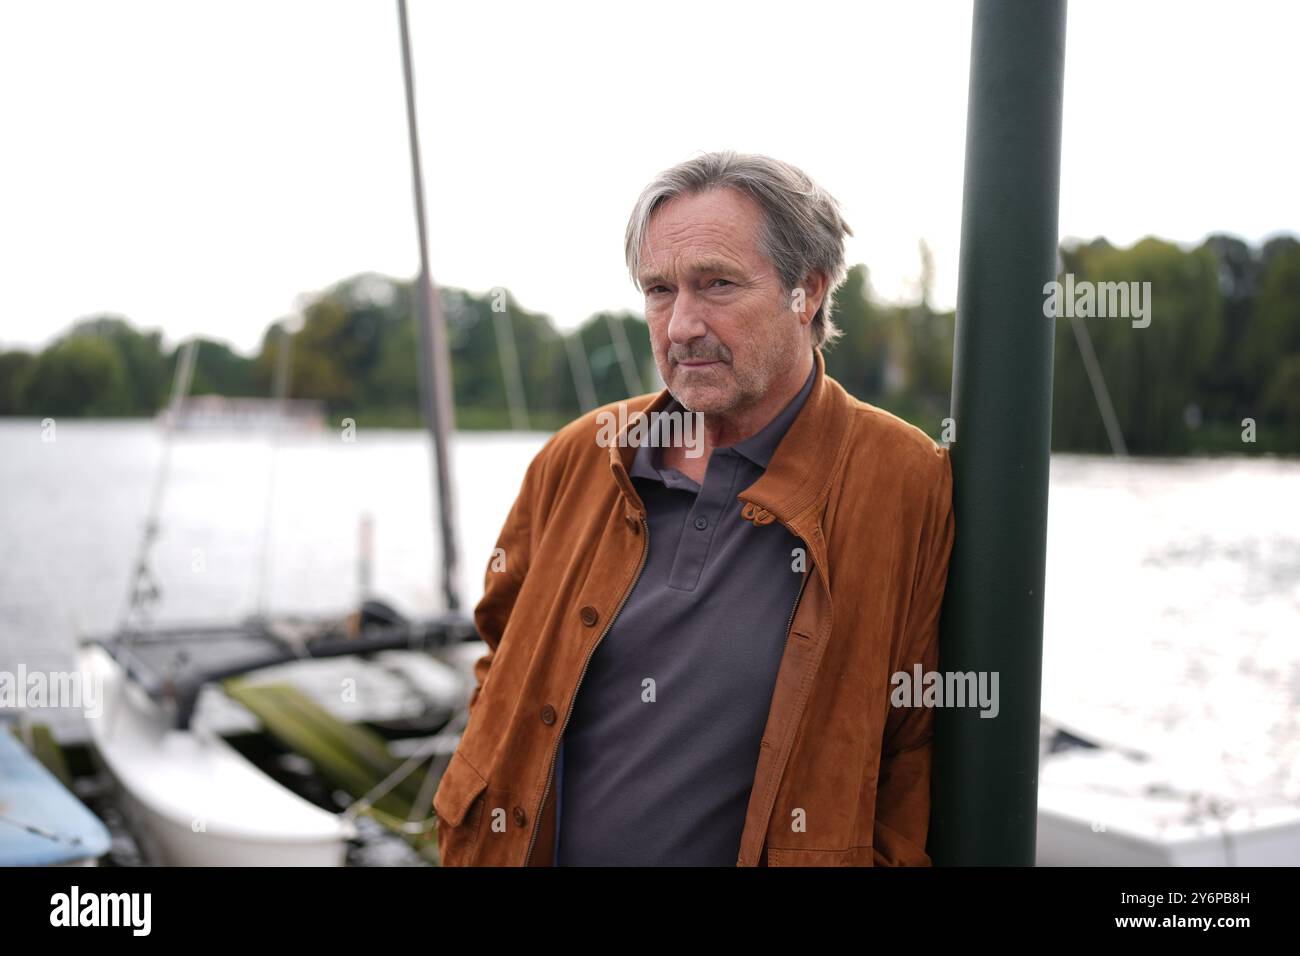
[607,346,852,580]
[627,358,815,487]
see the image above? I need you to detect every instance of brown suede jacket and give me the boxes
[433,345,955,866]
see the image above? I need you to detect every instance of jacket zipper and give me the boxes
[770,505,813,650]
[524,511,650,865]
[784,559,810,645]
[751,514,812,866]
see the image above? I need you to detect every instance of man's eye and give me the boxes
[647,285,669,295]
[709,278,732,287]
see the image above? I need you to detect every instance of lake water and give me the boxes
[1,419,1297,806]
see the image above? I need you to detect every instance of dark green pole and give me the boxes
[929,0,1068,865]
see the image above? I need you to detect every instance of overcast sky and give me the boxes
[1,0,1296,356]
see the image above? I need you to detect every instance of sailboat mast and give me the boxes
[396,0,462,613]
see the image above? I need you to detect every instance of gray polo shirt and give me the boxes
[553,362,815,865]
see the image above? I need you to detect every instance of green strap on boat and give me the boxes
[222,679,438,860]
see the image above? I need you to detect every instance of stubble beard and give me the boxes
[663,347,778,421]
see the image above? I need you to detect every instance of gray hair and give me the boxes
[624,150,854,350]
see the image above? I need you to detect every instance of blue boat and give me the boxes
[0,728,111,866]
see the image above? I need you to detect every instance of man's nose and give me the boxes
[667,289,709,343]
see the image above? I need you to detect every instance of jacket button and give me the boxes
[541,704,556,725]
[513,807,527,827]
[580,605,599,626]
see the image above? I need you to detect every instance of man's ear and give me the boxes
[793,269,829,326]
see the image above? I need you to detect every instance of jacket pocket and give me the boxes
[766,844,875,867]
[433,749,489,866]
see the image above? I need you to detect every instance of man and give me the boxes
[432,150,955,867]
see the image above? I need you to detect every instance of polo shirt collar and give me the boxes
[628,357,816,484]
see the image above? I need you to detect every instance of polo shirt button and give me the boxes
[580,605,599,626]
[694,516,708,530]
[541,704,556,725]
[513,807,527,827]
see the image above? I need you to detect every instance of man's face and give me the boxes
[638,187,805,416]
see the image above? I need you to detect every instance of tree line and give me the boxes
[1,232,1296,455]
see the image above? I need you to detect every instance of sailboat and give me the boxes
[77,0,479,867]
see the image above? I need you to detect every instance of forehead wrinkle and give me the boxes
[639,227,755,288]
[639,256,745,288]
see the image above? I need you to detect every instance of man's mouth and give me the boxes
[678,359,720,368]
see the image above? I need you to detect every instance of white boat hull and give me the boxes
[80,644,354,867]
[1036,728,1300,866]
